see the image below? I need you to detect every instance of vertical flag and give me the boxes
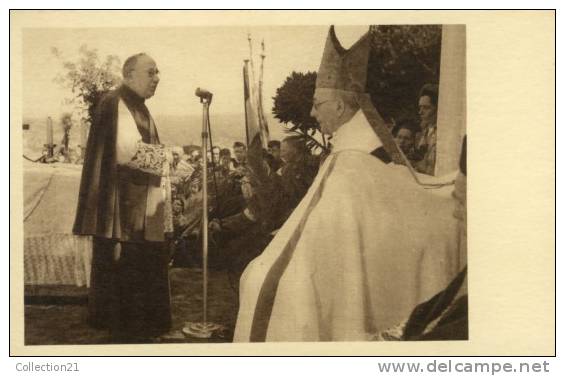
[243,60,270,149]
[257,40,270,146]
[243,60,261,148]
[244,35,270,150]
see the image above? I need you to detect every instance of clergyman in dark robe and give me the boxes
[73,53,172,343]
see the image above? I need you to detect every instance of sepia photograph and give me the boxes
[9,10,554,356]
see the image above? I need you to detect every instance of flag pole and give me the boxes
[243,60,251,146]
[247,34,257,88]
[257,39,270,147]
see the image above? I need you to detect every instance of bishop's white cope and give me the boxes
[234,109,464,342]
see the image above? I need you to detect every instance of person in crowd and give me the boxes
[219,148,234,173]
[176,175,205,239]
[274,135,317,225]
[383,115,396,131]
[172,197,187,230]
[229,142,249,186]
[73,53,172,343]
[170,146,194,183]
[208,172,268,290]
[266,140,283,172]
[188,173,203,196]
[392,119,421,167]
[232,141,247,168]
[181,150,191,163]
[234,26,462,342]
[171,175,205,267]
[190,150,202,171]
[169,196,189,266]
[414,83,439,175]
[207,146,247,222]
[212,146,221,165]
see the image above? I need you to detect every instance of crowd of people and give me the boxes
[389,83,439,175]
[168,137,319,287]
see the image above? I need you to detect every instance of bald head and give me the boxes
[122,53,160,99]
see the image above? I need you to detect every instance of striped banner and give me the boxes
[243,60,269,149]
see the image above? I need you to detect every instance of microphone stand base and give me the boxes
[182,321,225,339]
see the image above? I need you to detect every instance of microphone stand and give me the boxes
[182,90,225,340]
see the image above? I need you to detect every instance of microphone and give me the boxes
[195,87,213,101]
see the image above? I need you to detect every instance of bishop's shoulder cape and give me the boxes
[234,110,464,342]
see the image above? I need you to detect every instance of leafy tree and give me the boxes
[272,71,328,152]
[367,25,442,124]
[52,45,122,127]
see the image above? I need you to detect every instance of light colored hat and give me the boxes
[316,25,371,93]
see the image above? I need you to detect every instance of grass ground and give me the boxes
[24,267,238,345]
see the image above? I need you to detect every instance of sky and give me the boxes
[22,25,370,120]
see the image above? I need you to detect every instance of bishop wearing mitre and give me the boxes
[234,26,465,342]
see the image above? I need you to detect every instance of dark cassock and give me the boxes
[73,84,172,342]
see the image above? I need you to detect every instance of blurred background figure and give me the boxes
[232,141,247,168]
[276,135,317,223]
[266,140,283,172]
[219,148,234,173]
[170,146,194,183]
[230,141,248,185]
[212,146,221,165]
[415,83,439,175]
[190,150,202,170]
[392,119,421,167]
[383,115,396,131]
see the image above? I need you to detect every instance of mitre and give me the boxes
[316,25,371,93]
